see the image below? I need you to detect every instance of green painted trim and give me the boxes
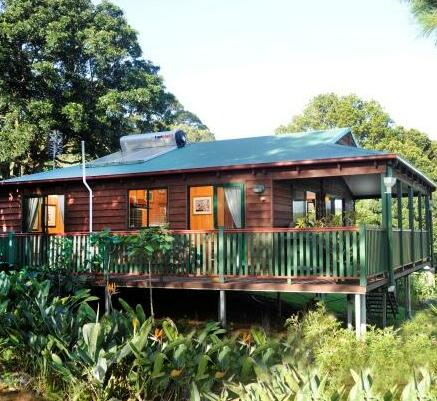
[213,183,245,229]
[424,194,431,262]
[418,193,424,260]
[408,186,415,265]
[7,232,14,266]
[396,180,404,267]
[359,224,367,286]
[429,193,434,267]
[218,227,225,283]
[381,168,394,285]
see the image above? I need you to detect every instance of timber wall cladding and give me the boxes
[0,189,21,233]
[63,172,271,231]
[272,181,292,228]
[0,170,272,232]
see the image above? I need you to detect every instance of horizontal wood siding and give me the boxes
[0,189,21,233]
[0,162,388,233]
[273,181,292,227]
[66,184,127,232]
[245,177,272,227]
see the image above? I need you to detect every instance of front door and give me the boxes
[190,186,214,230]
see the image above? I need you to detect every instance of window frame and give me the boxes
[127,187,169,229]
[213,183,245,229]
[22,194,65,233]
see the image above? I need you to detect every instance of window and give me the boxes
[292,191,316,223]
[325,196,344,216]
[129,189,167,228]
[24,195,65,233]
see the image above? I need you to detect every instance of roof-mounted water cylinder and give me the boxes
[120,129,186,154]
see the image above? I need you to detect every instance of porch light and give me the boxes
[383,177,396,194]
[252,184,265,194]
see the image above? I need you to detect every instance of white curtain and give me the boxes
[224,187,242,228]
[58,195,65,226]
[27,197,41,231]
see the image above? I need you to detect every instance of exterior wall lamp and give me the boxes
[383,177,396,194]
[252,184,265,194]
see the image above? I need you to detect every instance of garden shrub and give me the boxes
[0,269,436,401]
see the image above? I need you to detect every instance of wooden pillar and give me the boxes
[219,290,226,327]
[381,169,394,286]
[425,193,434,267]
[354,294,361,338]
[7,232,15,267]
[408,186,415,265]
[360,294,367,335]
[418,193,424,261]
[381,292,387,328]
[347,294,353,330]
[218,227,225,283]
[405,275,412,319]
[396,180,404,267]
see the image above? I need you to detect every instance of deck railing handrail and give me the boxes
[0,226,359,237]
[0,226,430,284]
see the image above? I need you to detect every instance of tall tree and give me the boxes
[276,93,394,150]
[171,110,215,143]
[407,0,437,39]
[0,0,204,178]
[276,93,437,180]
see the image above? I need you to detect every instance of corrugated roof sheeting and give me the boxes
[3,128,432,188]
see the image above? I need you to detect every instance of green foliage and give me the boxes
[276,93,393,149]
[126,226,174,261]
[0,0,208,178]
[294,210,355,228]
[172,123,215,143]
[411,271,436,304]
[407,1,437,40]
[0,271,436,400]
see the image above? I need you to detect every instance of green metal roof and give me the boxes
[1,128,392,184]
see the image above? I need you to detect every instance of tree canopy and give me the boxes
[407,0,437,39]
[276,93,437,182]
[0,0,211,178]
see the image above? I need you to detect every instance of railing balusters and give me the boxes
[2,226,419,284]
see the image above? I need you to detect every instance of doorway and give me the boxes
[189,184,244,230]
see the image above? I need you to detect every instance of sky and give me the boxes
[108,0,437,140]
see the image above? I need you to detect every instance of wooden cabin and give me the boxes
[0,128,434,335]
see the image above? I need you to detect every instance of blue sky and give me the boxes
[109,0,437,140]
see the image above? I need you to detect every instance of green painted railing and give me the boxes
[364,227,387,277]
[393,228,429,268]
[0,226,430,282]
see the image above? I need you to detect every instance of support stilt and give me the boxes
[354,294,361,338]
[347,294,353,330]
[381,292,387,328]
[360,294,367,335]
[219,290,226,327]
[405,275,412,319]
[276,292,282,318]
